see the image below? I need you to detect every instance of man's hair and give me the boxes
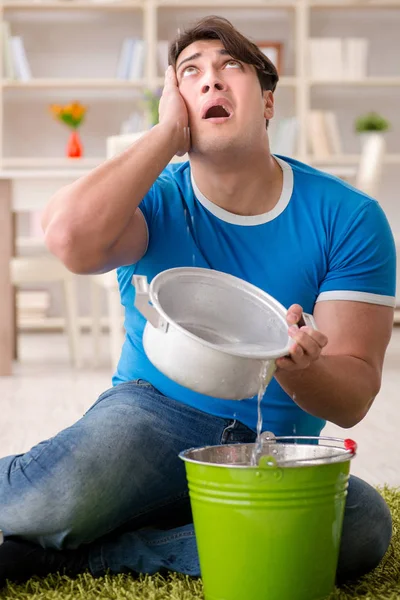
[168,15,279,94]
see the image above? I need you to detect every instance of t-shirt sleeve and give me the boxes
[138,183,157,233]
[317,199,397,307]
[137,171,174,244]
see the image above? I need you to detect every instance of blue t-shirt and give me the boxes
[113,156,396,437]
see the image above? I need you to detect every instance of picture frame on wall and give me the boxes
[257,41,283,75]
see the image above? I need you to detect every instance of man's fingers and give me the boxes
[276,355,307,371]
[289,326,327,359]
[164,65,177,87]
[286,304,303,326]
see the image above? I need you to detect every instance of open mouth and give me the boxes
[203,105,231,119]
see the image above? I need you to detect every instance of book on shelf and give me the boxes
[307,111,342,159]
[129,40,145,81]
[309,37,369,81]
[309,38,343,80]
[2,21,32,80]
[120,110,146,134]
[342,38,369,80]
[270,116,298,157]
[1,21,15,80]
[116,37,146,80]
[157,40,169,75]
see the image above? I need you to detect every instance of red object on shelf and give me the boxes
[66,130,83,158]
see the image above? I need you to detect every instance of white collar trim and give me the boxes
[190,156,293,226]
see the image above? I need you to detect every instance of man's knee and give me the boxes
[336,476,392,583]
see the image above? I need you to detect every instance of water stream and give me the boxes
[250,360,277,466]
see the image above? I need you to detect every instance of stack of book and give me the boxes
[309,38,369,80]
[1,21,32,80]
[116,38,146,80]
[116,38,170,80]
[120,110,147,134]
[307,111,342,159]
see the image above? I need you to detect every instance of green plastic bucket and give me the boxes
[180,435,356,600]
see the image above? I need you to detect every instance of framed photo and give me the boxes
[257,42,283,75]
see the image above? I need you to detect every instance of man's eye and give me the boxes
[225,60,241,69]
[182,66,198,77]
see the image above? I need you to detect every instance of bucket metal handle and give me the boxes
[297,313,318,330]
[284,313,318,358]
[257,435,357,469]
[132,275,169,333]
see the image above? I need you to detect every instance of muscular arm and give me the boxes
[274,301,394,428]
[42,124,181,274]
[42,67,190,275]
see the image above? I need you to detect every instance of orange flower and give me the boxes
[50,104,63,117]
[70,103,86,120]
[49,101,87,129]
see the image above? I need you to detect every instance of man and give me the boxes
[0,16,396,586]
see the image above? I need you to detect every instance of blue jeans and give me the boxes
[0,381,392,582]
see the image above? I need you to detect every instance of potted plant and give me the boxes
[355,111,390,149]
[49,101,87,158]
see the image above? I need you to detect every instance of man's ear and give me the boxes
[263,90,274,120]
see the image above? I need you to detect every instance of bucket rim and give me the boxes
[179,436,357,469]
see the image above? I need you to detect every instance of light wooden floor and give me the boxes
[0,329,399,487]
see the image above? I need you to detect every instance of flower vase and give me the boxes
[66,130,83,158]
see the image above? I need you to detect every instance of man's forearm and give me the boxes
[274,354,380,428]
[42,123,180,259]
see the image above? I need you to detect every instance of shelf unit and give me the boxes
[0,0,399,168]
[1,78,146,88]
[0,0,398,324]
[309,77,400,86]
[1,1,143,9]
[0,0,400,168]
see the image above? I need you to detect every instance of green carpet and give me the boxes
[0,486,398,600]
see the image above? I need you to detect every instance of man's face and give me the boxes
[176,39,274,155]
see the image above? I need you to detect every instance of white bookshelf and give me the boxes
[1,156,103,168]
[1,1,143,10]
[1,78,146,88]
[312,154,400,165]
[0,0,399,322]
[1,0,400,167]
[309,77,400,86]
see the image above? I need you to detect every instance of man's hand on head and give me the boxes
[276,304,328,372]
[159,65,191,156]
